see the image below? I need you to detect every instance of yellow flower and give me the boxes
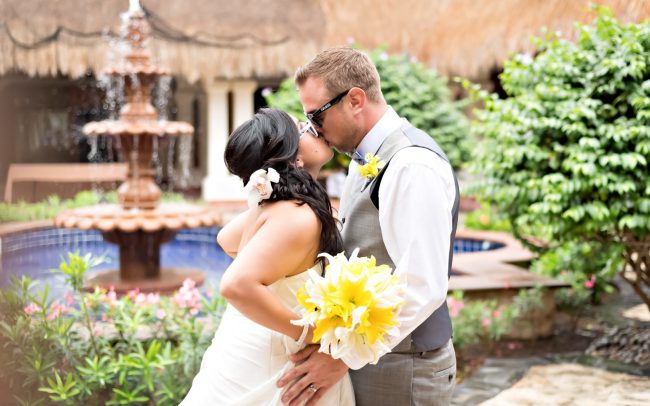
[357,153,386,179]
[291,249,405,366]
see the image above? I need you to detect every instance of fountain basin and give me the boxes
[55,203,221,232]
[0,226,232,296]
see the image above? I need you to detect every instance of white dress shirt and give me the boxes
[344,107,456,366]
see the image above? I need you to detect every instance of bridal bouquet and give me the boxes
[292,249,405,365]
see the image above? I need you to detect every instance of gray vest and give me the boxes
[339,123,459,352]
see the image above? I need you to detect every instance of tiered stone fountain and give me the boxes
[55,1,220,293]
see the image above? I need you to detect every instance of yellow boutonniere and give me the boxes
[357,153,386,179]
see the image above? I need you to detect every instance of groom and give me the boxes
[278,47,459,405]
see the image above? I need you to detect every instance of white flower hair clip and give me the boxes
[245,168,280,208]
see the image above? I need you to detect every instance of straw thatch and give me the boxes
[0,0,325,83]
[321,0,650,79]
[2,0,649,82]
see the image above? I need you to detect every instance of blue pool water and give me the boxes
[0,227,233,294]
[0,227,503,295]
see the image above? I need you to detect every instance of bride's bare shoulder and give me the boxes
[263,200,320,234]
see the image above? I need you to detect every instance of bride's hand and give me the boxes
[277,345,348,406]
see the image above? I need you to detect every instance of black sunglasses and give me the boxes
[305,89,351,128]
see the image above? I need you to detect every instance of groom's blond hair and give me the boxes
[295,47,384,103]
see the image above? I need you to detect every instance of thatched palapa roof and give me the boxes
[1,0,649,82]
[321,0,650,79]
[0,0,325,83]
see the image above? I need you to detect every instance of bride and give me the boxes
[180,108,354,405]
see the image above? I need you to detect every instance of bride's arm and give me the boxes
[216,210,249,258]
[218,203,320,341]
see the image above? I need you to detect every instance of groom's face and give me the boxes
[298,76,357,153]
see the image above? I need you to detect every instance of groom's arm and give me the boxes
[376,147,455,349]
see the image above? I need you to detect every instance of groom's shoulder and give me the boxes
[391,145,446,170]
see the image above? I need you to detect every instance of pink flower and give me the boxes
[506,342,522,350]
[492,309,502,319]
[482,318,491,327]
[584,274,596,289]
[447,297,465,318]
[46,301,68,320]
[24,302,42,315]
[206,287,214,298]
[101,313,109,321]
[106,288,118,304]
[156,309,166,319]
[172,279,203,313]
[182,278,196,290]
[146,293,160,305]
[64,292,75,305]
[134,293,147,305]
[127,288,141,301]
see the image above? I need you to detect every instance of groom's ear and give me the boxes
[347,87,366,113]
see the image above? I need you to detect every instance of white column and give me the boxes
[202,80,243,201]
[232,79,258,127]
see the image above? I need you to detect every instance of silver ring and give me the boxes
[308,383,318,393]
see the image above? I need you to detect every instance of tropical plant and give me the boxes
[466,7,650,309]
[265,46,472,170]
[0,253,225,405]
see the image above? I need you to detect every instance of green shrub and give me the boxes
[0,190,187,223]
[463,200,512,232]
[0,253,225,405]
[466,7,650,309]
[265,46,472,170]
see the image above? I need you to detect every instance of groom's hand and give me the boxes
[277,344,349,406]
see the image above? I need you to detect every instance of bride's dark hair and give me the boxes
[224,108,343,263]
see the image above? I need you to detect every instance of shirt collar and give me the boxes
[355,106,403,159]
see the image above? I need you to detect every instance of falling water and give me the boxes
[152,136,162,185]
[166,137,177,191]
[154,76,173,121]
[98,75,125,120]
[87,136,99,162]
[176,135,193,189]
[132,134,140,209]
[129,73,141,103]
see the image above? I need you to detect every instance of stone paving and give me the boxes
[452,357,550,405]
[479,363,650,406]
[453,356,650,405]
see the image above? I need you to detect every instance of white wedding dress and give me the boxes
[180,271,355,405]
